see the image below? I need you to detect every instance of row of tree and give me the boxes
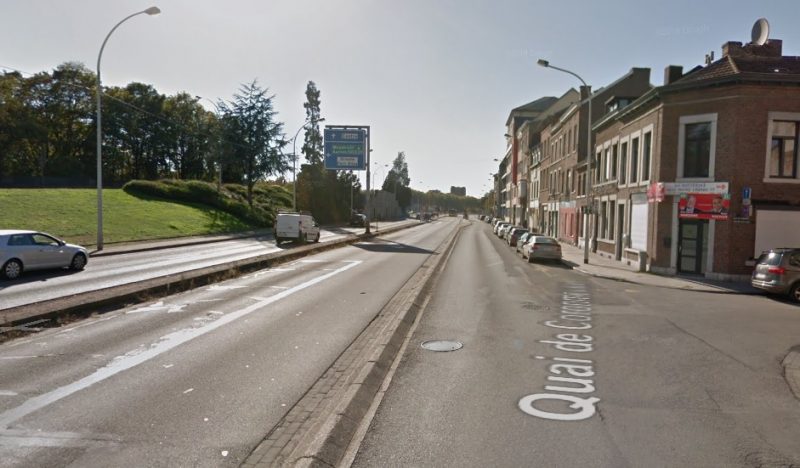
[0,61,482,223]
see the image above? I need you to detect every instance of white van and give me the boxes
[274,212,321,244]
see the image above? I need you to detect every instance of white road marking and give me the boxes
[56,316,116,334]
[0,261,362,429]
[297,260,324,263]
[0,391,18,396]
[269,268,296,272]
[206,284,249,291]
[126,301,166,314]
[270,286,289,290]
[183,388,193,394]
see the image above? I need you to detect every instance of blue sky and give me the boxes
[2,0,798,196]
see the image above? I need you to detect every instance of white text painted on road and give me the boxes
[519,284,600,421]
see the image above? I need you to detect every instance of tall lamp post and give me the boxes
[290,117,325,211]
[537,58,593,264]
[96,6,160,250]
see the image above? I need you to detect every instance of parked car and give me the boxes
[0,230,88,280]
[503,226,523,241]
[522,236,562,263]
[516,232,533,254]
[507,228,528,247]
[349,213,367,227]
[494,222,509,236]
[497,224,512,238]
[751,248,800,302]
[274,212,320,244]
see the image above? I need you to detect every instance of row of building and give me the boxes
[493,30,800,281]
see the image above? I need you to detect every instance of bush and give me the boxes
[122,179,289,227]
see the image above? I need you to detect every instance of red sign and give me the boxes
[678,193,730,220]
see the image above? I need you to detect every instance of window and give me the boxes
[769,120,798,178]
[611,144,618,179]
[630,137,639,184]
[595,152,602,183]
[620,142,628,185]
[642,132,652,181]
[682,123,711,178]
[608,201,616,241]
[600,201,608,238]
[604,147,612,181]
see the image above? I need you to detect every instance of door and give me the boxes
[615,204,625,261]
[678,219,707,274]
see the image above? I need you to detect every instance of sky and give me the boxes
[2,0,799,197]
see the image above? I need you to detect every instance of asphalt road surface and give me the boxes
[0,218,457,467]
[352,220,800,467]
[0,221,411,311]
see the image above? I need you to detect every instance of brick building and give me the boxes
[591,37,800,280]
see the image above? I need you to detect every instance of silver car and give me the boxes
[0,230,88,280]
[522,236,562,263]
[751,248,800,302]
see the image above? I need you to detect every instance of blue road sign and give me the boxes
[324,128,367,170]
[743,186,751,199]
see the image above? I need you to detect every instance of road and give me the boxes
[352,220,800,467]
[0,218,457,467]
[0,221,412,311]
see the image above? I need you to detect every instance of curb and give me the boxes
[241,221,465,467]
[0,222,421,328]
[783,347,800,401]
[89,229,274,257]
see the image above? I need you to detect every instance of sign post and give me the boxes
[324,126,371,234]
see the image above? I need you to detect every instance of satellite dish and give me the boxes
[751,18,770,45]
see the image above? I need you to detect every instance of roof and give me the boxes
[505,96,559,125]
[0,230,37,235]
[671,54,800,87]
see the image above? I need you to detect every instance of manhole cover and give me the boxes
[421,340,463,352]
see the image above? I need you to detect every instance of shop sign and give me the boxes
[678,193,730,220]
[663,181,728,195]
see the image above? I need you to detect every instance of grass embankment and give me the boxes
[0,187,259,247]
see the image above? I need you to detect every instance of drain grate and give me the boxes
[421,340,463,352]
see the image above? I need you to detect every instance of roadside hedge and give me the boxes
[122,180,291,227]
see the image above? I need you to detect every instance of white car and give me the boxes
[0,230,88,280]
[274,212,321,244]
[522,236,562,263]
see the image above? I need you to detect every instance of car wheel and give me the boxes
[790,282,800,303]
[315,233,320,243]
[70,253,87,271]
[527,255,534,264]
[2,259,22,280]
[275,237,282,244]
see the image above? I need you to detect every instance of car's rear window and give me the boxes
[535,237,558,245]
[757,252,783,266]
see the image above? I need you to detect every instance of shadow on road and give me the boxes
[353,239,435,255]
[0,268,84,291]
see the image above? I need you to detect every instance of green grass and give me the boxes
[0,188,257,247]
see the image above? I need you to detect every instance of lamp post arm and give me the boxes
[544,64,587,88]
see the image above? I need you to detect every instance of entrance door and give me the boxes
[615,204,625,261]
[678,219,707,274]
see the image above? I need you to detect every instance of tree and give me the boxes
[219,80,287,206]
[301,81,323,165]
[382,151,411,209]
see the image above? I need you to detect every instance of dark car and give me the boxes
[751,248,800,302]
[507,228,529,247]
[349,213,367,227]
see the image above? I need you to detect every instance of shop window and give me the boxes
[642,132,652,181]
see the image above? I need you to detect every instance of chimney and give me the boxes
[743,39,783,57]
[664,65,684,85]
[722,41,744,58]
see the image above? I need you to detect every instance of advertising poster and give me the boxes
[678,193,730,220]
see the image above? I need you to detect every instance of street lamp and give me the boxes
[96,6,160,250]
[291,117,325,210]
[538,58,593,264]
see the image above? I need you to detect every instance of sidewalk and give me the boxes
[560,243,761,295]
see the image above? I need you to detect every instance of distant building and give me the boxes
[450,186,466,196]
